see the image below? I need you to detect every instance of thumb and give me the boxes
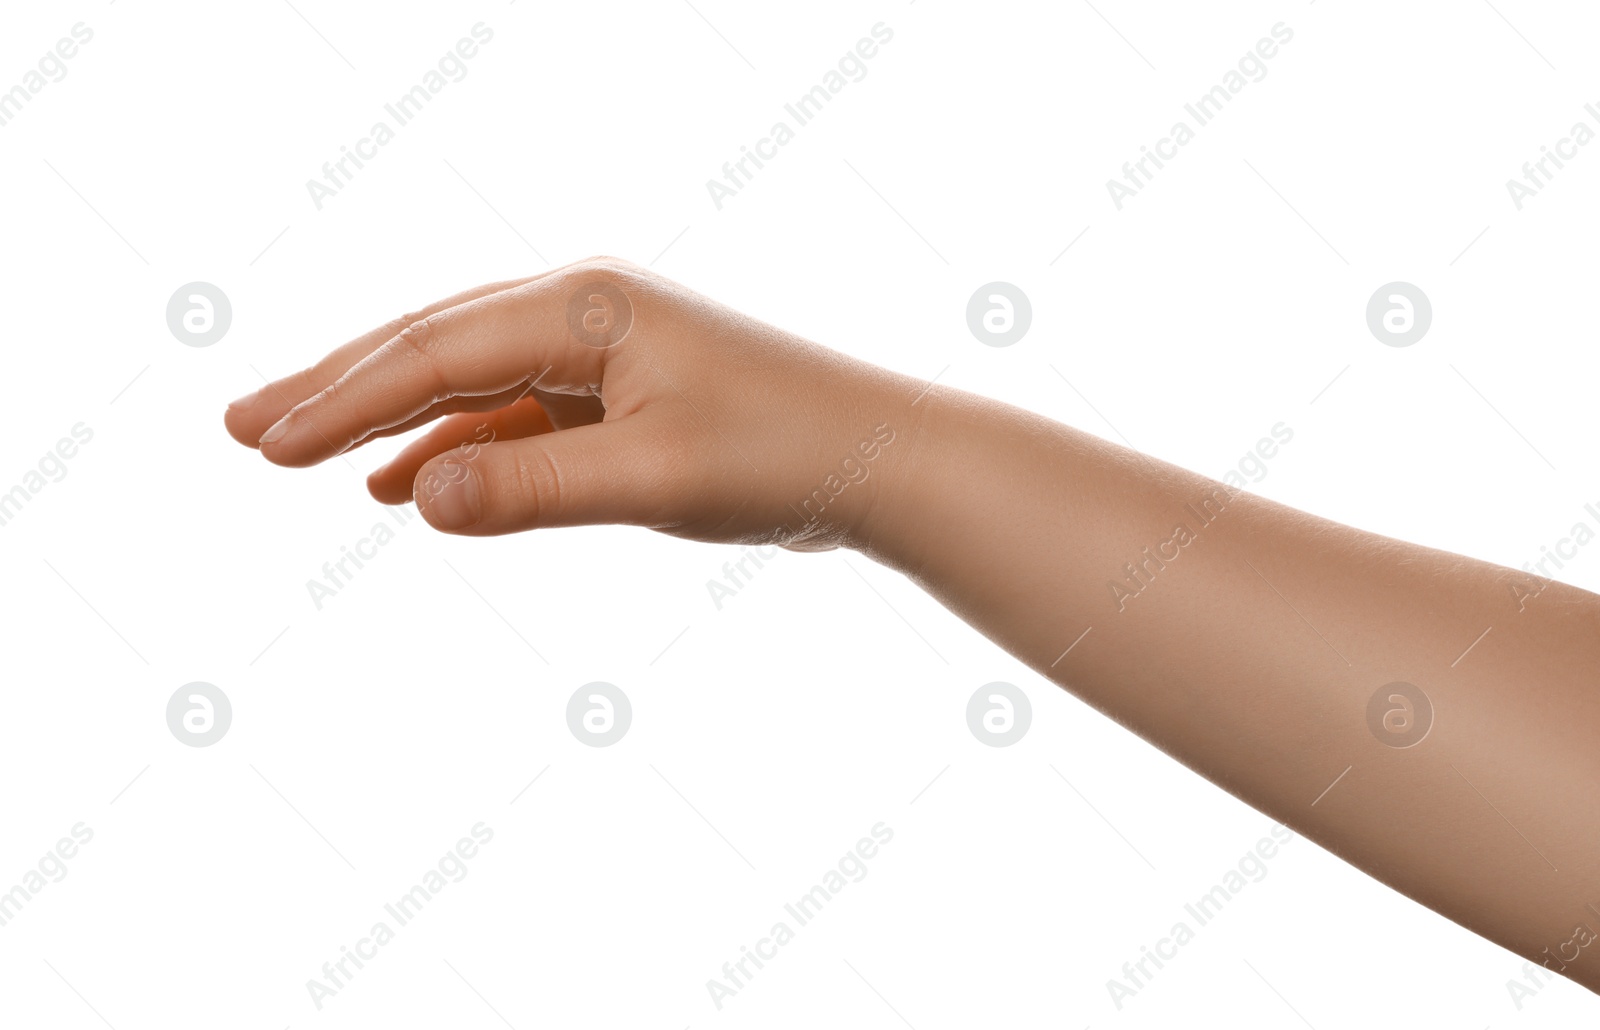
[413,415,687,535]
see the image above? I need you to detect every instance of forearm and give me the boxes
[859,381,1600,989]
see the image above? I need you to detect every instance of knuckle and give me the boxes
[313,374,345,410]
[509,444,565,524]
[553,260,654,351]
[301,377,353,449]
[282,365,323,402]
[367,310,429,349]
[579,254,640,274]
[390,317,447,396]
[568,256,651,291]
[373,314,415,342]
[396,315,433,344]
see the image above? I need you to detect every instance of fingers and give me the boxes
[413,413,690,535]
[223,274,540,447]
[338,383,539,454]
[257,273,617,468]
[530,390,607,430]
[366,395,555,505]
[346,384,605,464]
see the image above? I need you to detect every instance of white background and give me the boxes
[1,0,1597,1026]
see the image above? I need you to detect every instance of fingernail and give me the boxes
[258,417,290,446]
[423,467,481,530]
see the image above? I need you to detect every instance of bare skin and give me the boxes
[226,256,1600,995]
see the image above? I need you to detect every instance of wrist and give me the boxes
[848,382,1082,579]
[844,377,949,566]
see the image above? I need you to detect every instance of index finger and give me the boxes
[223,273,540,447]
[255,266,633,468]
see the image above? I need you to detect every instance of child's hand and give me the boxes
[224,257,921,550]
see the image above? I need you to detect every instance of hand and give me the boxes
[224,257,922,551]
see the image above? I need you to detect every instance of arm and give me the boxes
[225,257,1600,992]
[860,381,1600,990]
